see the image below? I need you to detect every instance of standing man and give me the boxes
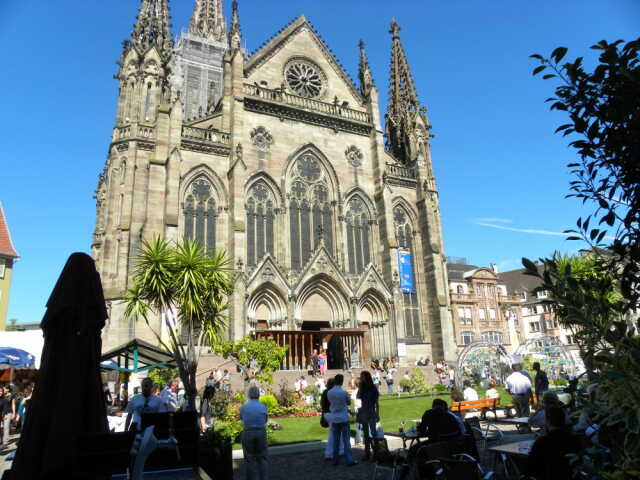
[159,378,179,413]
[125,378,163,431]
[240,386,268,480]
[506,364,533,417]
[532,362,549,405]
[326,374,357,466]
[0,387,15,447]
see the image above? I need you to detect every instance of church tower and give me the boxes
[174,0,227,120]
[382,20,455,361]
[93,0,175,347]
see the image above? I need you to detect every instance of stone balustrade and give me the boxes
[386,163,417,179]
[181,125,231,145]
[243,83,372,124]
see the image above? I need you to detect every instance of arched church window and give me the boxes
[289,153,334,270]
[345,197,371,274]
[246,182,275,267]
[183,177,217,251]
[393,206,421,338]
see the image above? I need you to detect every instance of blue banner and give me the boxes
[397,249,415,294]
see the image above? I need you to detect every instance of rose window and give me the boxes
[285,61,323,98]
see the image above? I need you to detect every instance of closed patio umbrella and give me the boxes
[11,252,109,479]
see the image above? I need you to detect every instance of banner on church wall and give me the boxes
[397,249,415,294]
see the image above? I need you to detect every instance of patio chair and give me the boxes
[465,417,504,455]
[437,453,495,480]
[413,441,449,479]
[371,437,407,480]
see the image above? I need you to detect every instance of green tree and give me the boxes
[123,236,233,411]
[526,38,640,478]
[213,336,287,386]
[147,367,179,389]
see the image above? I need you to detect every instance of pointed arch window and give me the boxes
[288,153,334,270]
[394,206,421,338]
[143,83,152,121]
[246,181,276,267]
[346,197,371,274]
[183,177,217,251]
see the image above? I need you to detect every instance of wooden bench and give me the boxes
[451,397,499,418]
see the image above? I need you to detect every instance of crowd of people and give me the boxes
[0,380,34,450]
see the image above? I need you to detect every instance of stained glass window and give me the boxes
[289,153,334,270]
[246,181,276,267]
[345,197,371,274]
[183,177,217,251]
[394,205,421,338]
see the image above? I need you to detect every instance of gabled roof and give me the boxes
[499,267,543,295]
[245,14,363,103]
[0,203,18,258]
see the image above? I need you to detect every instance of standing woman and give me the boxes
[357,371,380,460]
[321,378,344,459]
[318,350,327,376]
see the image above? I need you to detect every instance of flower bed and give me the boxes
[270,404,321,418]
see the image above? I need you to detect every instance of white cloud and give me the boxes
[475,217,513,224]
[474,220,567,237]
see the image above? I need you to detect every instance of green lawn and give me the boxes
[235,387,513,448]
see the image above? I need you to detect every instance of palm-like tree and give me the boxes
[123,236,233,410]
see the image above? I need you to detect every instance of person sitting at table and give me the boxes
[529,391,570,431]
[416,399,465,443]
[526,406,582,480]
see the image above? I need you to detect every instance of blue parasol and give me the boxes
[0,347,36,368]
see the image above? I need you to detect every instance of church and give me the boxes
[93,0,456,368]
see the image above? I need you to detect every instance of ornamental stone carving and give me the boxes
[345,145,363,167]
[250,126,273,152]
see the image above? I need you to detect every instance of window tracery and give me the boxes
[393,205,421,338]
[285,59,324,98]
[250,126,273,152]
[289,153,334,270]
[183,177,217,251]
[246,181,276,267]
[345,197,371,274]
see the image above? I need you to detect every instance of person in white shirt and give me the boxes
[326,374,357,466]
[294,376,308,395]
[505,363,532,417]
[240,386,268,480]
[485,380,500,399]
[125,378,163,431]
[159,378,179,413]
[463,380,479,401]
[315,376,326,393]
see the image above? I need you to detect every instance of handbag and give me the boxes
[320,413,329,428]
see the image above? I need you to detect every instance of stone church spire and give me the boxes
[127,0,173,58]
[358,40,375,97]
[229,0,242,50]
[189,0,226,42]
[385,19,427,164]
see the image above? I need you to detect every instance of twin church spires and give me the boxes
[120,0,426,165]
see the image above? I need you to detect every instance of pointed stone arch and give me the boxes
[245,171,283,206]
[358,288,394,359]
[283,143,340,199]
[391,197,419,228]
[344,188,375,275]
[180,163,228,207]
[295,273,350,328]
[247,282,288,330]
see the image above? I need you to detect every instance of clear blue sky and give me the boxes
[1,1,637,324]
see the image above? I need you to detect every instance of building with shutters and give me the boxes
[92,0,455,366]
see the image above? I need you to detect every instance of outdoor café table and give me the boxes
[488,439,535,479]
[386,429,427,449]
[495,416,531,433]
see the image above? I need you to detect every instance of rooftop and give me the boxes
[0,203,18,258]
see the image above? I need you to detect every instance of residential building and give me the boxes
[0,203,19,331]
[92,0,456,366]
[447,259,523,353]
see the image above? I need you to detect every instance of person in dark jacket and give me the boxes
[357,371,380,460]
[526,406,581,480]
[532,362,549,404]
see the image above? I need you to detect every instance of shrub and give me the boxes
[259,394,278,412]
[276,380,297,407]
[432,383,449,394]
[399,378,411,392]
[303,385,319,397]
[409,368,429,394]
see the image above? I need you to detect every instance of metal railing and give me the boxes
[243,83,372,124]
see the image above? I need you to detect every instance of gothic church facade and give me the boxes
[93,0,456,364]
